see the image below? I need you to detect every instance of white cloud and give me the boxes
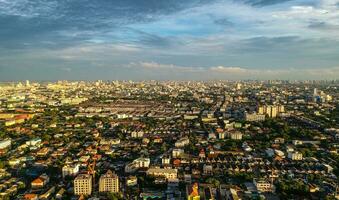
[0,0,59,18]
[210,66,249,73]
[52,43,141,61]
[128,61,201,72]
[126,61,339,80]
[131,61,177,69]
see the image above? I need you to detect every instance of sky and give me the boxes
[0,0,338,80]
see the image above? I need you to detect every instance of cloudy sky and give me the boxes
[0,0,338,80]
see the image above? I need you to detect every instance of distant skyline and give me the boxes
[0,0,339,80]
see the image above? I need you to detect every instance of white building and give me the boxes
[288,151,303,160]
[253,179,274,192]
[0,139,11,149]
[292,140,303,145]
[230,132,242,140]
[62,164,80,178]
[125,157,150,173]
[258,105,284,118]
[175,137,190,147]
[133,157,150,168]
[100,138,120,145]
[26,138,41,146]
[126,176,138,186]
[172,148,184,158]
[146,168,177,180]
[244,112,266,122]
[131,131,144,138]
[203,164,213,175]
[162,156,171,165]
[218,132,226,139]
[274,149,285,158]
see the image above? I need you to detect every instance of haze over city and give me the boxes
[1,0,339,80]
[0,1,339,200]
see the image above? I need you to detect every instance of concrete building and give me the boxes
[244,112,266,122]
[230,132,243,140]
[99,170,119,193]
[125,157,150,173]
[126,176,138,186]
[26,138,41,146]
[74,174,92,196]
[62,164,80,178]
[203,164,213,175]
[253,179,274,193]
[146,168,177,180]
[162,156,171,165]
[31,174,49,188]
[288,151,303,160]
[0,139,11,149]
[172,148,184,158]
[258,105,284,118]
[175,137,190,147]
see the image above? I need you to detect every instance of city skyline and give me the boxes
[0,0,339,80]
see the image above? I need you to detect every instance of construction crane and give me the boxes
[87,159,96,185]
[87,153,100,187]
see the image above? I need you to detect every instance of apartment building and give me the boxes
[99,170,119,193]
[74,174,92,196]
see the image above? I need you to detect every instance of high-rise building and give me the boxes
[74,174,92,196]
[258,106,264,115]
[257,105,284,118]
[99,170,119,193]
[236,83,242,90]
[271,106,277,118]
[278,105,285,113]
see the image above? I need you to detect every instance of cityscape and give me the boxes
[1,0,339,199]
[0,80,338,199]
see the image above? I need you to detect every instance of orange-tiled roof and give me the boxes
[31,177,44,184]
[24,194,38,199]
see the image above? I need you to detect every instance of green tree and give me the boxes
[108,192,123,200]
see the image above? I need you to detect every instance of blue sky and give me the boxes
[0,0,338,80]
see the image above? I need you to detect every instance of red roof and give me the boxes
[31,177,44,185]
[24,194,38,199]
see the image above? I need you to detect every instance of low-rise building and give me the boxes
[31,174,49,188]
[175,137,190,147]
[172,148,184,158]
[62,164,80,178]
[244,112,266,122]
[230,132,242,140]
[288,151,303,160]
[125,157,150,173]
[146,168,177,180]
[26,138,41,147]
[0,139,11,150]
[126,176,138,186]
[253,179,274,193]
